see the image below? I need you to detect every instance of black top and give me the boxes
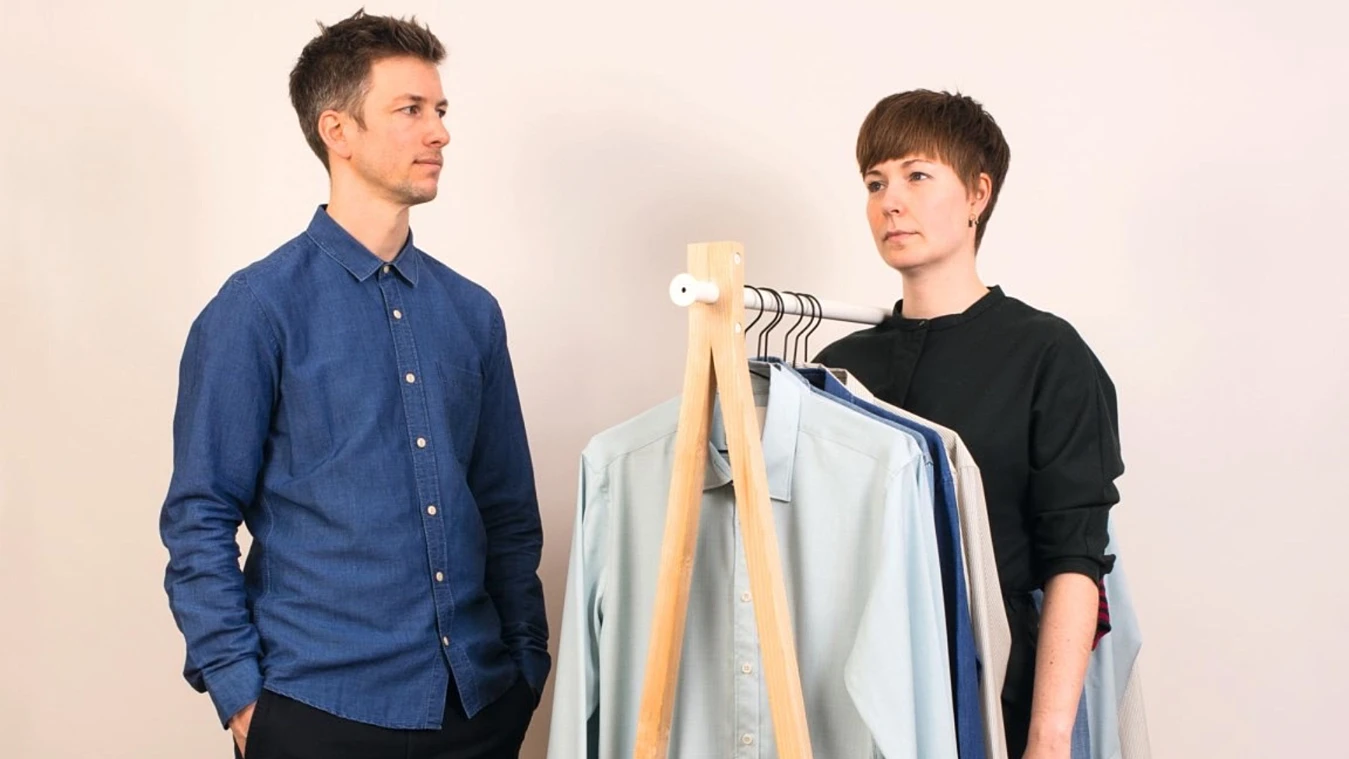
[814,286,1124,751]
[815,286,1123,596]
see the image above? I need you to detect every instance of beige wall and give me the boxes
[3,1,1347,757]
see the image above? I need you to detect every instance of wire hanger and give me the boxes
[756,287,786,360]
[780,292,809,365]
[745,285,771,380]
[791,293,820,366]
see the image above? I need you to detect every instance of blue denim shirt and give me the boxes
[794,364,986,759]
[160,207,550,731]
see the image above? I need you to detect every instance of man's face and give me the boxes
[343,56,449,207]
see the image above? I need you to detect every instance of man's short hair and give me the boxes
[289,8,446,170]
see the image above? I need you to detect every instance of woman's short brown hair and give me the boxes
[857,90,1011,248]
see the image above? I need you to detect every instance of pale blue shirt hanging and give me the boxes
[1085,528,1150,759]
[547,364,957,758]
[792,363,986,759]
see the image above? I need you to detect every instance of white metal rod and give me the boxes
[744,287,888,326]
[669,273,889,326]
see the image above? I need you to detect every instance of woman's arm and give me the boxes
[1024,572,1098,758]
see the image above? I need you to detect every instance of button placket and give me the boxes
[379,275,455,660]
[731,502,763,759]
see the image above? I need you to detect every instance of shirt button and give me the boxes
[741,663,753,674]
[435,571,444,582]
[741,734,754,745]
[393,309,403,320]
[741,592,752,603]
[405,372,416,383]
[442,636,449,646]
[416,437,427,448]
[383,265,391,274]
[427,504,438,515]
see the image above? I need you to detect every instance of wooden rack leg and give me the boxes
[632,247,716,758]
[706,243,813,758]
[633,242,814,759]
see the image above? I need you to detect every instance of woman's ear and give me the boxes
[971,172,993,218]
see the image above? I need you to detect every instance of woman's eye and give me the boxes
[404,105,420,115]
[909,172,929,181]
[866,181,884,193]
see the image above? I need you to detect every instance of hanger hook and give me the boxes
[758,287,785,359]
[744,285,766,338]
[794,293,818,366]
[803,293,824,363]
[783,292,808,365]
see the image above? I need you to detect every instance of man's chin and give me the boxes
[400,189,438,206]
[391,180,438,207]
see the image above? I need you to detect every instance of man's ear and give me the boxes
[319,109,353,162]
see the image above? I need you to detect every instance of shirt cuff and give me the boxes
[202,657,263,729]
[516,649,551,705]
[1038,555,1113,585]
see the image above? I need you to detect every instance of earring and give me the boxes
[968,216,977,228]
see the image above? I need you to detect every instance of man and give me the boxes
[160,10,549,758]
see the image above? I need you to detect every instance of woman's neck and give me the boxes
[899,262,989,319]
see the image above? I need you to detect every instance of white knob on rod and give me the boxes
[669,273,720,307]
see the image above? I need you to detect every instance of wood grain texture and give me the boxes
[633,242,813,758]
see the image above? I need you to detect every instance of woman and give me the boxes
[814,90,1124,759]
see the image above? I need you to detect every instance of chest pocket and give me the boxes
[435,360,483,467]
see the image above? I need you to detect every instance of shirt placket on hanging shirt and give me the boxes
[731,500,765,759]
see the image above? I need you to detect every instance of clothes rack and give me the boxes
[634,242,883,759]
[670,275,889,326]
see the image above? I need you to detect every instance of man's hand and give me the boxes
[229,701,257,756]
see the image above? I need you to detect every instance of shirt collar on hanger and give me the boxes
[704,362,803,503]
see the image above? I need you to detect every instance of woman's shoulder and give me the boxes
[999,294,1115,390]
[996,293,1085,344]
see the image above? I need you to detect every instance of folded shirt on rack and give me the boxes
[547,363,957,759]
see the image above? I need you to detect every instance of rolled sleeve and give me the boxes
[1028,328,1124,586]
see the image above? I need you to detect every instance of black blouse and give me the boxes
[814,285,1124,751]
[814,285,1123,597]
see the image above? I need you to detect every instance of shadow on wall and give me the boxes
[500,92,829,757]
[1,57,215,756]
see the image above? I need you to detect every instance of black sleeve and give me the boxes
[1028,325,1124,584]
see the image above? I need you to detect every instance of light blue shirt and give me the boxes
[1086,528,1147,759]
[794,363,986,759]
[547,364,958,758]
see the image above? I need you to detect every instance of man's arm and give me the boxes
[469,307,550,699]
[160,275,279,728]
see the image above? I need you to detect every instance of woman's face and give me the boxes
[865,154,987,274]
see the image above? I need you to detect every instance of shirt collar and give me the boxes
[305,205,422,286]
[703,363,803,503]
[889,284,1003,331]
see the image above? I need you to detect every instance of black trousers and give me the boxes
[234,676,535,759]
